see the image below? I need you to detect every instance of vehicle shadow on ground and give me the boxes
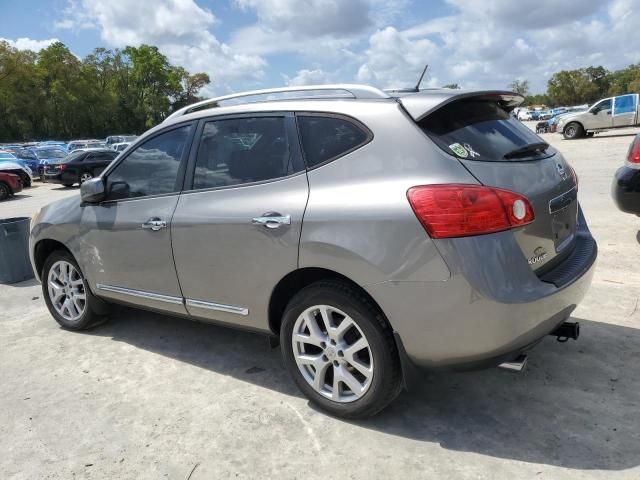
[5,194,33,201]
[91,309,640,471]
[49,185,79,191]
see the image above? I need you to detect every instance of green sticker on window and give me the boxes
[448,143,468,158]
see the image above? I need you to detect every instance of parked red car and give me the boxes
[0,172,22,200]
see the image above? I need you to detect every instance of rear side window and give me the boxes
[419,100,553,161]
[193,117,293,190]
[297,116,369,168]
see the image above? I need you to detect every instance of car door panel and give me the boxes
[79,195,186,314]
[171,114,308,331]
[78,123,195,314]
[613,94,638,127]
[172,174,308,329]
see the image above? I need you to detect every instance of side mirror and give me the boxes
[80,177,106,203]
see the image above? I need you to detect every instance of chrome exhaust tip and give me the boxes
[498,354,528,373]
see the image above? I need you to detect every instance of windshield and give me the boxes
[37,148,66,158]
[419,99,555,162]
[0,152,16,159]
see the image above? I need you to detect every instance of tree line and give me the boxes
[0,41,210,142]
[510,65,640,107]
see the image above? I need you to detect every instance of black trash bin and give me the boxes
[0,217,35,284]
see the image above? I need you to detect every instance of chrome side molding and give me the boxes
[95,284,184,305]
[95,284,250,316]
[186,298,249,316]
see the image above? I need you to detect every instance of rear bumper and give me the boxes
[612,166,640,215]
[365,212,597,370]
[43,173,65,184]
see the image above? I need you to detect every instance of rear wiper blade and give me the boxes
[503,142,550,159]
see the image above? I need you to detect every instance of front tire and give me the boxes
[563,122,584,140]
[280,281,401,418]
[42,250,109,330]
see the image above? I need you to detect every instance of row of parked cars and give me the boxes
[522,93,640,140]
[0,135,137,200]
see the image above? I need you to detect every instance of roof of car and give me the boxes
[161,84,524,127]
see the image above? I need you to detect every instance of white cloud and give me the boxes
[56,0,265,92]
[357,27,439,88]
[358,0,640,92]
[284,68,333,86]
[1,37,59,52]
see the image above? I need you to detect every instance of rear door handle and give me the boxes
[142,218,167,231]
[252,213,291,229]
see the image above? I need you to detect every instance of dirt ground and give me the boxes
[1,126,639,479]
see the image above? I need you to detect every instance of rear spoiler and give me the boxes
[397,90,525,122]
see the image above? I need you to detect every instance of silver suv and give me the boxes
[30,85,597,418]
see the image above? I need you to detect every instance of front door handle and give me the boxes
[252,213,291,229]
[142,218,167,231]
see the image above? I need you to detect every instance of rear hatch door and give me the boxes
[403,92,578,272]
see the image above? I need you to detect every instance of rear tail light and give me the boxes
[407,184,535,239]
[627,136,640,168]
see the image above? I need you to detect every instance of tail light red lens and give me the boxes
[407,184,535,239]
[628,136,640,167]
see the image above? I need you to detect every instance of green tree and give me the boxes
[441,83,460,89]
[608,64,640,95]
[547,69,599,105]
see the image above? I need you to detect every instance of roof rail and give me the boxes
[165,84,390,122]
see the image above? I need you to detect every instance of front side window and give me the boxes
[297,116,369,168]
[591,99,612,114]
[193,117,292,190]
[106,125,190,200]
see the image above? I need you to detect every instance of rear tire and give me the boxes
[0,181,10,200]
[280,281,401,418]
[563,122,584,140]
[42,250,109,330]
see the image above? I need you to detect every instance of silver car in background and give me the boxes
[30,85,597,418]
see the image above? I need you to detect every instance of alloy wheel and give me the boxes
[80,173,93,184]
[47,260,86,322]
[291,305,374,403]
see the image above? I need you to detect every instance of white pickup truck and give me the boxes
[557,93,639,139]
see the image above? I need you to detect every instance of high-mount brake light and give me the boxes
[407,184,535,239]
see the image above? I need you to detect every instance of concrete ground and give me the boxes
[1,127,639,479]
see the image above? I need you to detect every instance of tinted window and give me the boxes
[614,95,636,115]
[298,116,369,168]
[419,100,553,162]
[106,126,190,199]
[591,99,612,114]
[61,151,87,163]
[193,117,292,190]
[88,151,117,161]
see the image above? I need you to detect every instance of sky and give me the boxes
[1,0,639,96]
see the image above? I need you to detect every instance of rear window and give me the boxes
[419,100,554,161]
[298,115,370,168]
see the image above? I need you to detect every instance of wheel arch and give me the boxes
[34,239,72,278]
[268,267,392,336]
